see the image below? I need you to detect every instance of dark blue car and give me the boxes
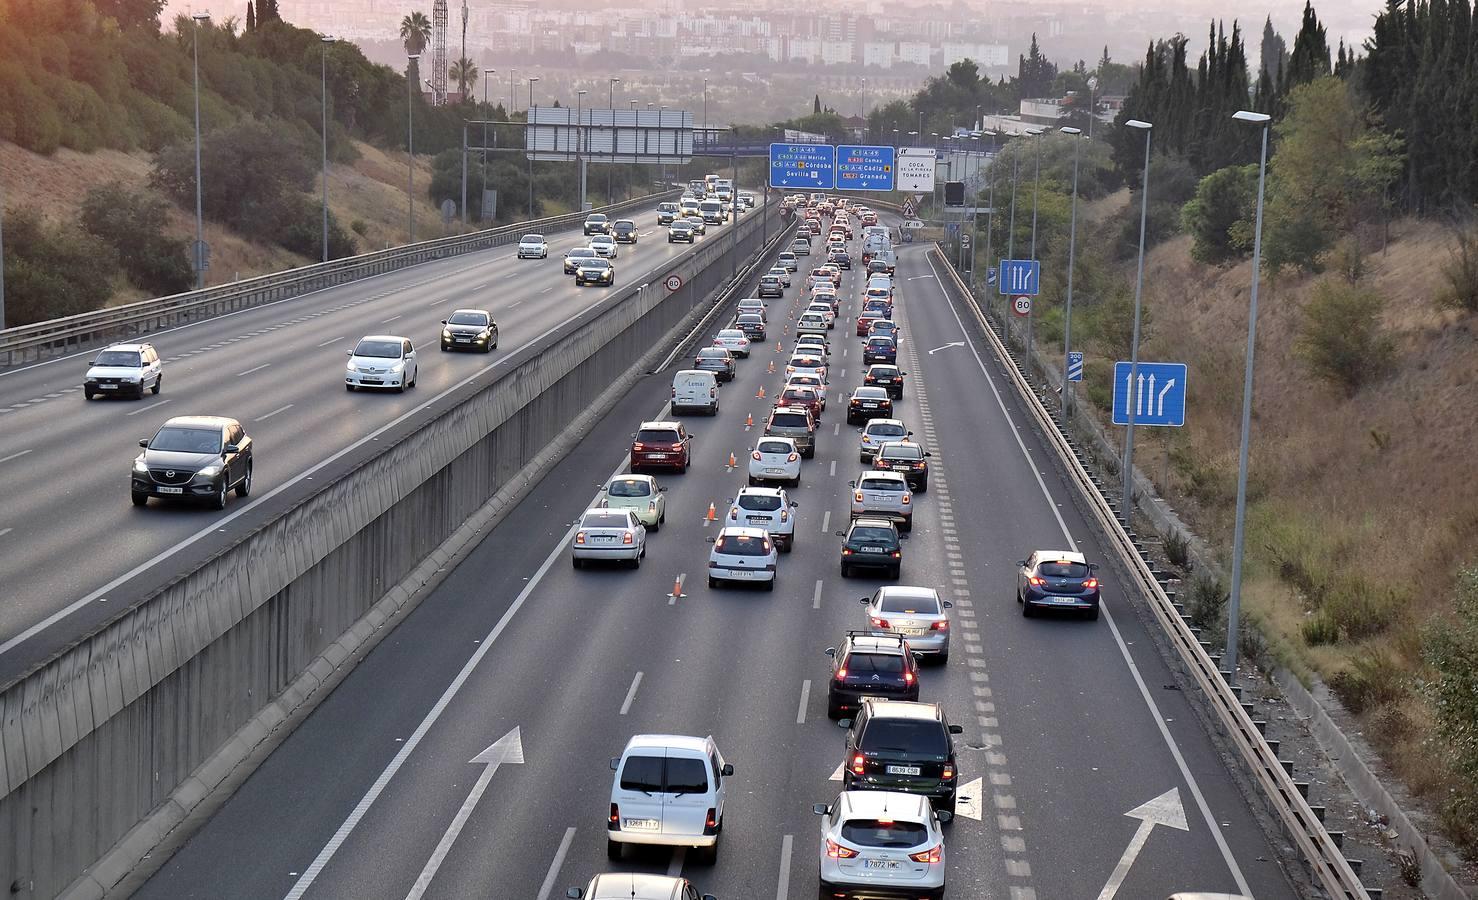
[1017,551,1101,620]
[862,335,897,365]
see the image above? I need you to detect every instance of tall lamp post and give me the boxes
[1026,127,1042,361]
[0,180,7,329]
[1222,110,1273,680]
[576,88,588,211]
[608,77,620,204]
[981,131,997,298]
[319,36,337,263]
[1059,126,1083,418]
[1120,119,1154,527]
[190,12,210,289]
[406,53,419,244]
[527,76,539,218]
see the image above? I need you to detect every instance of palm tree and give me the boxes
[400,11,431,87]
[450,57,478,103]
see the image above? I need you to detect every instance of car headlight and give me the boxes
[389,361,405,372]
[442,329,453,339]
[133,457,149,473]
[346,361,356,372]
[196,461,224,478]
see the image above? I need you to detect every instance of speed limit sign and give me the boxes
[1013,295,1032,317]
[961,233,971,247]
[664,274,684,292]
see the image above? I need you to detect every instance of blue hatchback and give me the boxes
[1017,551,1101,620]
[863,335,897,365]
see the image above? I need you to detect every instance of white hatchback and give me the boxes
[726,487,799,551]
[608,734,732,864]
[798,313,829,334]
[749,436,801,487]
[345,335,417,392]
[813,790,949,896]
[786,354,828,382]
[706,526,778,589]
[850,470,913,531]
[517,233,548,258]
[805,303,837,328]
[713,328,752,358]
[572,508,646,568]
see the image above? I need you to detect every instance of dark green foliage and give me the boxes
[80,184,193,295]
[246,1,256,33]
[1115,153,1200,257]
[257,0,280,24]
[1017,34,1057,99]
[1259,16,1288,84]
[1421,565,1478,852]
[1280,1,1331,94]
[93,0,167,32]
[1330,651,1407,714]
[1183,164,1259,263]
[1296,278,1395,394]
[1439,212,1478,312]
[1186,573,1228,645]
[0,207,118,327]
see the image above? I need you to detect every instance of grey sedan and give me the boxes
[694,347,736,382]
[860,585,953,663]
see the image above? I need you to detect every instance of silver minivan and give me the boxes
[608,734,733,864]
[672,369,719,416]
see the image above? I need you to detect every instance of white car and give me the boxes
[794,343,829,364]
[706,526,778,589]
[850,470,913,531]
[600,474,666,530]
[516,233,548,258]
[768,266,793,286]
[589,235,619,258]
[804,303,837,328]
[84,342,163,400]
[737,298,768,320]
[749,436,801,487]
[862,585,953,662]
[726,486,798,551]
[860,419,911,462]
[798,313,828,334]
[713,328,751,358]
[572,508,646,568]
[813,790,949,896]
[786,354,828,382]
[777,251,799,272]
[795,332,831,356]
[345,335,417,392]
[567,875,716,900]
[785,374,827,406]
[608,734,732,864]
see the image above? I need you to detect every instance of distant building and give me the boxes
[896,41,931,67]
[861,41,894,69]
[821,40,854,65]
[1019,98,1067,127]
[842,115,868,140]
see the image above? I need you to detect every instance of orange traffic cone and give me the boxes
[745,412,754,428]
[756,385,766,400]
[767,360,776,374]
[727,452,737,468]
[705,502,718,522]
[669,575,685,599]
[776,341,783,352]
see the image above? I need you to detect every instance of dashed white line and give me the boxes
[812,579,824,609]
[832,422,840,436]
[0,449,33,464]
[820,510,831,533]
[796,680,811,724]
[775,834,794,900]
[257,404,294,422]
[236,363,272,377]
[829,460,837,476]
[125,399,173,417]
[316,336,345,348]
[0,528,12,538]
[533,827,577,900]
[619,671,644,716]
[666,847,686,877]
[428,298,446,307]
[380,314,402,324]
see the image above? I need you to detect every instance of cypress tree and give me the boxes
[1281,1,1330,93]
[813,94,821,114]
[1259,16,1288,83]
[245,0,255,32]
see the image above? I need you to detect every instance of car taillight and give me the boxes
[891,550,901,558]
[622,531,634,544]
[632,442,645,451]
[780,509,789,522]
[609,803,620,827]
[752,450,763,461]
[901,494,911,505]
[705,808,719,832]
[851,754,866,775]
[1028,575,1045,586]
[870,616,890,629]
[670,387,676,398]
[854,491,864,502]
[836,667,848,680]
[575,532,586,545]
[903,670,915,685]
[842,548,853,555]
[931,619,949,631]
[826,838,859,859]
[908,844,942,864]
[648,500,657,511]
[729,508,738,520]
[942,765,955,780]
[1084,578,1100,589]
[787,452,799,462]
[710,388,717,398]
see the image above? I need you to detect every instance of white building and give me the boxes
[787,38,821,62]
[862,41,894,69]
[897,41,931,67]
[820,40,854,65]
[940,42,1010,68]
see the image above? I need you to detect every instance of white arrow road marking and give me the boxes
[927,342,965,355]
[1157,379,1175,417]
[403,727,525,900]
[1094,788,1189,900]
[829,762,844,782]
[954,777,984,821]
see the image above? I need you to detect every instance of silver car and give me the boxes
[859,419,911,463]
[572,508,646,569]
[861,586,953,662]
[694,346,736,382]
[726,486,798,551]
[850,470,913,531]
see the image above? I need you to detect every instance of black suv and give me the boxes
[825,632,921,719]
[583,213,609,236]
[837,517,903,579]
[131,415,253,510]
[842,699,963,810]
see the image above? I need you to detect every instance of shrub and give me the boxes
[1439,212,1478,313]
[1182,164,1258,264]
[1163,530,1192,571]
[0,207,118,327]
[80,183,193,296]
[1330,651,1408,714]
[1422,565,1478,849]
[1296,278,1395,395]
[1302,613,1340,646]
[1186,572,1228,642]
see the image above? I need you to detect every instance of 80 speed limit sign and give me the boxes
[664,274,684,292]
[1012,295,1033,317]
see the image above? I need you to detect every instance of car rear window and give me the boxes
[882,445,923,460]
[850,526,896,543]
[841,819,929,848]
[846,652,904,674]
[757,440,791,454]
[854,388,888,399]
[880,594,940,614]
[861,719,949,756]
[1039,561,1090,578]
[620,755,665,792]
[716,534,770,555]
[582,512,630,528]
[770,412,811,429]
[607,479,651,497]
[861,478,905,492]
[867,338,894,348]
[738,494,783,511]
[568,249,595,258]
[868,424,907,438]
[666,757,710,794]
[637,429,680,443]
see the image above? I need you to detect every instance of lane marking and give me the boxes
[832,422,839,436]
[666,847,685,877]
[776,834,793,900]
[380,315,402,324]
[533,827,577,900]
[124,399,173,417]
[257,404,294,422]
[820,510,831,533]
[619,671,644,716]
[236,363,272,377]
[812,579,823,610]
[428,298,446,307]
[829,460,836,477]
[796,680,811,724]
[0,449,33,464]
[0,528,12,538]
[539,286,553,294]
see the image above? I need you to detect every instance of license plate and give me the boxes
[1051,596,1078,604]
[747,516,768,524]
[99,384,118,390]
[765,468,785,474]
[157,486,184,495]
[900,627,927,636]
[886,764,921,776]
[729,570,753,578]
[863,403,877,408]
[622,818,659,831]
[595,536,616,544]
[864,859,902,870]
[861,546,884,553]
[648,453,667,459]
[455,338,470,342]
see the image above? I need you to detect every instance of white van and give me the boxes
[874,247,897,273]
[671,369,719,416]
[699,199,726,224]
[862,224,891,242]
[608,734,733,863]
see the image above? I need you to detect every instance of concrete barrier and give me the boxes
[0,203,787,899]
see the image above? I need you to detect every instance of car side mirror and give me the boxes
[1089,564,1100,573]
[138,439,149,448]
[936,810,954,823]
[223,443,239,454]
[812,803,830,816]
[902,371,909,376]
[913,651,924,662]
[943,600,954,609]
[948,724,964,734]
[610,757,620,771]
[790,501,799,508]
[824,647,837,658]
[926,452,933,457]
[1017,560,1027,568]
[566,890,584,900]
[705,536,716,543]
[346,350,353,356]
[858,597,869,605]
[899,533,910,540]
[835,530,846,537]
[659,486,668,492]
[721,763,734,776]
[847,480,856,488]
[440,319,447,325]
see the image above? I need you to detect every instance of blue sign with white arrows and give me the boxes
[997,259,1040,296]
[1112,361,1187,427]
[835,144,895,191]
[769,143,836,189]
[1066,351,1084,382]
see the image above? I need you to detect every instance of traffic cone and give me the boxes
[756,385,766,400]
[669,575,685,599]
[705,502,718,523]
[776,341,783,352]
[767,360,776,374]
[727,452,737,469]
[745,412,754,428]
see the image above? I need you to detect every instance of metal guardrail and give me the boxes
[0,189,682,366]
[927,245,1370,899]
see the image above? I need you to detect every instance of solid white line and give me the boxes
[820,510,831,533]
[316,336,345,348]
[0,528,12,538]
[666,847,686,877]
[124,399,173,417]
[380,314,402,324]
[812,579,823,609]
[0,449,32,464]
[533,827,577,900]
[236,363,272,377]
[796,680,811,724]
[775,834,793,900]
[257,404,294,422]
[619,671,644,715]
[926,252,1251,895]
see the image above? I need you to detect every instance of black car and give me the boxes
[583,213,609,236]
[440,308,499,353]
[735,313,767,341]
[668,222,696,243]
[842,699,964,810]
[846,387,894,425]
[863,336,898,365]
[825,632,921,719]
[1018,551,1102,619]
[612,219,639,243]
[131,415,253,510]
[863,364,906,399]
[873,440,931,491]
[838,517,903,579]
[828,249,852,270]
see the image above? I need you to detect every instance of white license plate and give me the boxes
[648,453,667,459]
[622,818,659,831]
[863,403,878,408]
[886,764,922,776]
[595,536,616,544]
[99,384,118,390]
[747,516,769,524]
[864,859,902,870]
[728,570,753,578]
[1051,596,1079,604]
[900,627,927,636]
[157,486,184,495]
[861,546,885,553]
[765,468,785,474]
[455,337,470,342]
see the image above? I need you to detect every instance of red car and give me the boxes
[630,420,691,473]
[857,311,883,336]
[777,386,824,422]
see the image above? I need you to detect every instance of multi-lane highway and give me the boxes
[135,220,1302,899]
[0,207,762,678]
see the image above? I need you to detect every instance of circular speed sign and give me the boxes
[664,274,684,292]
[1012,295,1033,317]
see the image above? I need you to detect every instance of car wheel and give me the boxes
[211,481,228,511]
[859,454,869,464]
[780,538,793,554]
[572,556,583,570]
[1022,600,1035,618]
[346,384,355,392]
[792,475,801,488]
[235,463,253,498]
[606,839,622,861]
[917,479,928,493]
[840,563,851,578]
[747,475,757,486]
[131,492,148,507]
[1086,604,1101,621]
[152,374,163,395]
[802,447,815,459]
[764,577,775,592]
[826,699,842,720]
[649,518,660,533]
[708,576,719,589]
[396,380,406,394]
[84,388,95,400]
[901,517,912,533]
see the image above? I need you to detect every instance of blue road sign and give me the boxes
[1066,351,1084,382]
[1112,361,1187,427]
[997,259,1040,296]
[769,143,836,189]
[986,267,997,286]
[836,144,895,191]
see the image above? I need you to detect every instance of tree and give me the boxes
[813,94,821,114]
[92,0,167,32]
[0,208,118,327]
[1296,278,1394,394]
[1280,1,1330,94]
[449,57,477,102]
[1259,16,1287,84]
[1017,34,1058,99]
[80,184,193,296]
[257,0,279,24]
[400,10,431,87]
[1182,164,1259,263]
[246,0,255,33]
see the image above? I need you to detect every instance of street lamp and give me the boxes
[320,36,337,263]
[1120,118,1154,527]
[527,76,540,218]
[703,77,709,141]
[190,11,210,289]
[406,52,419,243]
[1026,127,1043,361]
[1222,110,1273,680]
[608,78,620,204]
[1059,126,1083,419]
[861,76,867,118]
[576,89,589,210]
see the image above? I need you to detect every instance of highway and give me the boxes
[0,206,765,679]
[136,224,1303,899]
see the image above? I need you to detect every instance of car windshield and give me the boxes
[615,221,635,231]
[860,478,905,492]
[716,534,770,555]
[150,426,222,453]
[883,445,924,460]
[738,494,783,511]
[581,259,611,269]
[717,331,745,340]
[567,249,595,258]
[520,234,543,242]
[868,424,907,438]
[581,512,630,529]
[881,593,940,614]
[770,413,810,428]
[587,215,607,223]
[607,479,652,498]
[846,652,904,674]
[619,755,664,793]
[850,526,896,543]
[697,349,727,359]
[94,350,142,367]
[353,340,402,358]
[1040,561,1090,578]
[637,429,681,443]
[841,819,929,848]
[757,440,791,454]
[666,757,709,794]
[447,312,488,326]
[861,720,949,756]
